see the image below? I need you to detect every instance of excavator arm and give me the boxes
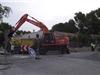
[8,14,49,37]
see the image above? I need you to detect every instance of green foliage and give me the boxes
[0,22,12,47]
[73,8,100,45]
[51,20,78,33]
[74,9,100,34]
[16,30,31,35]
[0,4,11,47]
[0,22,12,31]
[0,4,11,21]
[51,23,65,32]
[70,36,78,42]
[77,33,92,46]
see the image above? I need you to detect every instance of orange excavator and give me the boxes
[8,14,70,54]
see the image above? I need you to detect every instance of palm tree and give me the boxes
[0,4,11,22]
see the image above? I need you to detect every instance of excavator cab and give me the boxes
[43,32,55,44]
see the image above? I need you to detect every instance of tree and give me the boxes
[0,4,11,47]
[16,30,31,35]
[51,23,65,32]
[0,22,12,47]
[67,19,78,33]
[51,19,78,33]
[86,9,100,34]
[0,4,11,21]
[74,12,91,45]
[74,12,88,33]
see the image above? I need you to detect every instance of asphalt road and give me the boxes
[0,51,100,75]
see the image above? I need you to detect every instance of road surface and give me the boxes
[0,51,100,75]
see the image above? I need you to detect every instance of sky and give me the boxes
[1,0,100,32]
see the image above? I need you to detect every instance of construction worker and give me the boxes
[35,34,41,59]
[90,42,96,51]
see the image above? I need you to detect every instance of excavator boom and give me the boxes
[9,14,49,37]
